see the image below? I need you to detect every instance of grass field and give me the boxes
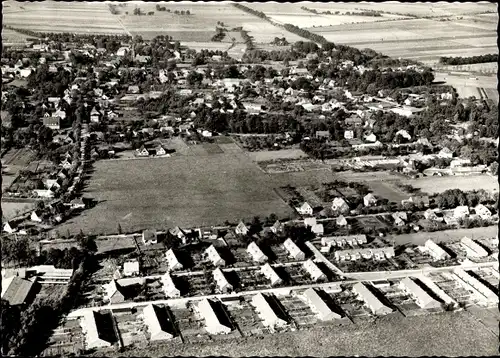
[390,225,498,246]
[246,149,309,162]
[404,175,498,195]
[1,201,36,220]
[54,152,296,235]
[85,310,497,357]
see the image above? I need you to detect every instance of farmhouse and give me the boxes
[331,198,350,214]
[460,237,488,258]
[453,268,498,305]
[251,293,288,329]
[352,282,393,315]
[79,310,114,349]
[235,220,249,236]
[424,240,451,261]
[213,268,233,293]
[247,242,268,263]
[296,202,314,216]
[260,263,283,286]
[102,279,125,304]
[161,272,181,298]
[474,204,492,220]
[1,276,36,306]
[142,229,157,245]
[196,299,233,335]
[283,238,305,260]
[205,245,225,266]
[399,277,441,309]
[123,260,140,276]
[363,193,377,207]
[303,259,326,282]
[303,288,342,321]
[165,249,183,271]
[142,304,174,341]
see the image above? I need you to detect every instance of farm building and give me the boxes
[235,220,249,236]
[424,209,443,222]
[196,299,233,335]
[453,268,498,305]
[424,240,451,261]
[402,195,430,207]
[311,224,324,236]
[251,293,288,329]
[331,198,350,214]
[474,204,492,220]
[334,247,395,262]
[260,263,283,286]
[283,238,305,260]
[363,193,377,207]
[102,279,125,304]
[398,277,441,309]
[161,273,181,298]
[79,310,115,349]
[30,210,44,222]
[123,260,140,276]
[1,276,36,306]
[142,304,174,341]
[303,259,326,282]
[3,221,16,234]
[304,217,317,227]
[302,288,342,321]
[270,220,284,234]
[296,202,314,216]
[352,283,393,315]
[205,245,225,266]
[247,242,268,263]
[165,249,183,271]
[460,237,488,258]
[213,268,233,293]
[142,229,157,245]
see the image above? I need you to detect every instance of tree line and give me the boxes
[439,54,498,65]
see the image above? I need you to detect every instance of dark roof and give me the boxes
[2,276,35,305]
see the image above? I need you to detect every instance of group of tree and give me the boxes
[233,3,268,20]
[439,54,498,65]
[211,27,227,42]
[270,37,289,46]
[240,29,255,51]
[433,189,495,209]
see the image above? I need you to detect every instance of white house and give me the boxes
[270,220,283,234]
[296,202,314,216]
[336,215,348,227]
[453,206,469,219]
[424,240,451,261]
[247,242,268,263]
[161,272,181,298]
[302,288,342,321]
[165,249,183,271]
[79,311,113,349]
[352,282,393,315]
[283,238,305,260]
[205,245,225,266]
[142,304,174,341]
[398,277,441,309]
[251,293,288,329]
[331,198,349,214]
[123,260,140,276]
[303,259,326,282]
[260,263,283,286]
[474,204,491,220]
[213,268,233,293]
[196,299,232,335]
[235,221,249,236]
[438,147,454,159]
[30,210,43,223]
[311,223,324,236]
[363,193,377,207]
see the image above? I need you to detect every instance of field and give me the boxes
[86,310,497,357]
[54,151,296,235]
[404,175,498,195]
[246,149,309,162]
[1,200,36,220]
[390,225,498,246]
[433,72,498,101]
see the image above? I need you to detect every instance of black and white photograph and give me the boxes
[1,1,498,357]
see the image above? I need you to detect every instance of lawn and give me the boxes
[54,153,295,235]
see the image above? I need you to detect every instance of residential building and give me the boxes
[196,299,232,335]
[311,223,324,236]
[79,311,114,349]
[135,146,149,157]
[303,259,326,282]
[270,220,283,234]
[303,288,342,321]
[474,204,491,220]
[331,198,350,214]
[235,221,249,236]
[30,210,43,223]
[161,272,181,298]
[424,209,443,222]
[415,275,457,308]
[399,277,441,309]
[392,212,407,226]
[454,206,469,219]
[142,304,174,341]
[304,217,317,227]
[213,268,233,293]
[460,237,488,258]
[165,249,183,271]
[336,215,348,227]
[260,263,283,286]
[43,116,61,130]
[102,279,125,303]
[363,193,377,207]
[123,260,140,276]
[142,229,157,245]
[247,242,268,263]
[322,235,367,250]
[283,238,305,260]
[352,282,393,315]
[438,147,454,158]
[402,195,430,207]
[1,276,35,306]
[90,107,101,123]
[296,202,314,216]
[251,293,288,329]
[334,247,395,262]
[205,245,225,266]
[3,221,16,234]
[424,240,451,261]
[453,268,498,305]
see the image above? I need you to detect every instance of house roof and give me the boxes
[213,268,232,290]
[80,310,114,348]
[196,299,232,334]
[303,288,342,320]
[303,259,325,280]
[399,277,441,309]
[165,249,183,270]
[161,272,180,297]
[260,263,282,285]
[247,242,267,262]
[283,238,304,259]
[352,282,392,314]
[1,276,34,305]
[251,293,288,327]
[142,304,174,341]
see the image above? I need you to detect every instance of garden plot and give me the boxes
[467,268,499,295]
[113,309,149,347]
[403,175,498,194]
[225,297,269,336]
[278,294,317,328]
[375,281,432,317]
[171,305,209,344]
[428,272,478,307]
[180,273,214,297]
[235,268,270,291]
[334,286,372,319]
[42,317,85,357]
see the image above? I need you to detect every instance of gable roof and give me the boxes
[1,276,34,305]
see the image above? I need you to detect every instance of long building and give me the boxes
[161,273,181,298]
[352,282,393,315]
[453,268,498,305]
[321,235,367,250]
[213,268,233,293]
[247,242,268,263]
[283,238,305,260]
[165,249,184,271]
[142,304,174,341]
[251,293,288,329]
[460,237,489,258]
[302,288,342,321]
[424,239,451,261]
[1,276,36,306]
[196,298,232,335]
[205,245,225,266]
[415,275,457,308]
[260,263,283,286]
[79,310,114,349]
[399,277,442,309]
[303,259,326,282]
[334,247,395,261]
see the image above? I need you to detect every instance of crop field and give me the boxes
[246,149,309,162]
[54,152,295,235]
[2,28,33,45]
[389,225,498,246]
[434,62,498,75]
[404,175,498,194]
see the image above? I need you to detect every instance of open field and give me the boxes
[54,153,296,235]
[433,72,498,101]
[2,28,33,45]
[86,310,497,357]
[1,200,36,220]
[390,225,498,246]
[434,62,498,75]
[246,149,309,162]
[404,175,498,195]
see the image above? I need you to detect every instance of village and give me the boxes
[1,8,499,358]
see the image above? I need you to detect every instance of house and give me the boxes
[438,147,454,159]
[235,221,249,236]
[196,299,233,335]
[161,272,181,298]
[135,146,150,157]
[102,279,125,303]
[460,237,488,258]
[205,245,225,266]
[142,304,174,341]
[392,212,407,226]
[70,198,86,209]
[303,259,326,282]
[260,263,282,286]
[453,206,469,219]
[395,129,412,141]
[474,204,491,220]
[283,238,305,260]
[363,193,377,207]
[128,85,140,94]
[90,107,101,123]
[311,223,324,236]
[1,276,35,306]
[399,277,441,309]
[169,226,187,243]
[402,195,430,207]
[331,198,350,214]
[345,115,363,127]
[3,221,16,234]
[43,116,61,130]
[79,310,114,349]
[116,47,130,56]
[135,55,151,64]
[30,210,43,223]
[344,130,354,140]
[424,209,443,222]
[154,145,167,156]
[296,202,314,216]
[165,249,183,271]
[213,268,233,293]
[424,240,451,261]
[247,242,268,263]
[304,217,317,228]
[453,268,498,305]
[251,293,288,329]
[315,131,330,139]
[352,283,393,315]
[336,215,348,227]
[123,260,140,276]
[142,229,157,245]
[270,220,283,234]
[303,288,342,321]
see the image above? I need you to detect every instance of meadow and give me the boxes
[404,175,498,195]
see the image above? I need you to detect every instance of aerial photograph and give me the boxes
[0,1,498,357]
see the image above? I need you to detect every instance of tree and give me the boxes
[117,223,123,234]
